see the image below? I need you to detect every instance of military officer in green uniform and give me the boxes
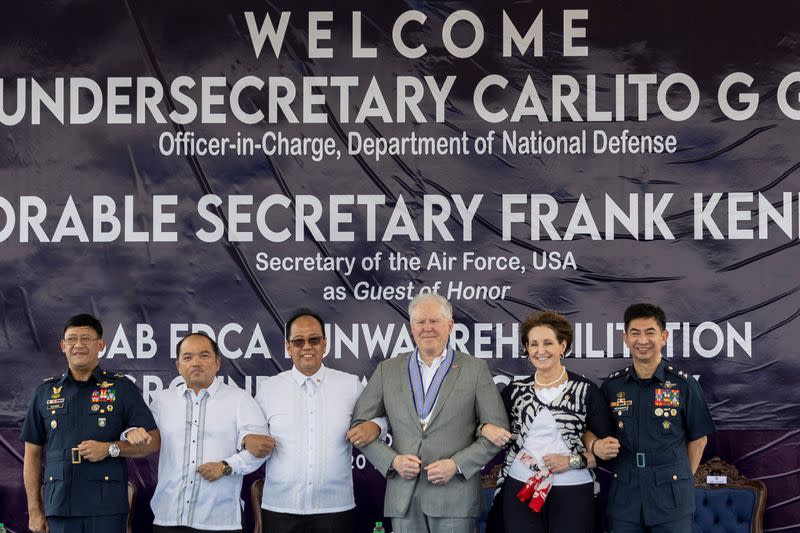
[21,314,161,533]
[591,303,715,533]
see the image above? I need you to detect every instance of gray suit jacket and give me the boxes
[351,351,509,518]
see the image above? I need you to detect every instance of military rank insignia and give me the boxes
[51,386,63,399]
[654,388,680,407]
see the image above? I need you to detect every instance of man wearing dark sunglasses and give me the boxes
[254,309,387,533]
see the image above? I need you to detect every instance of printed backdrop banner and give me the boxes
[1,1,799,531]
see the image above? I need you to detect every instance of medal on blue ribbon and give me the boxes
[408,348,454,430]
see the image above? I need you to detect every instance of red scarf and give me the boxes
[516,468,553,512]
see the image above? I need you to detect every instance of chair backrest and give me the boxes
[126,481,137,533]
[478,464,501,533]
[693,457,766,533]
[251,478,264,533]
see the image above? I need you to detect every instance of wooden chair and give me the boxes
[251,478,264,533]
[693,457,767,533]
[477,464,501,533]
[125,481,137,533]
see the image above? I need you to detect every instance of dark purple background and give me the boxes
[2,0,799,531]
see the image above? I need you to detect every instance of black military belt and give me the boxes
[620,449,677,468]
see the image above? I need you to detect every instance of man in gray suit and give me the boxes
[351,293,510,533]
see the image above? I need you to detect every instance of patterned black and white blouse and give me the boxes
[496,370,612,493]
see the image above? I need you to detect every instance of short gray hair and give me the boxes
[408,293,453,322]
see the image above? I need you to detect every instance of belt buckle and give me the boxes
[71,447,82,464]
[636,452,646,468]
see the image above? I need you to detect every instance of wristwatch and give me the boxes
[568,453,582,470]
[108,443,120,458]
[221,460,233,476]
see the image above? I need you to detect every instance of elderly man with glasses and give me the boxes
[253,308,387,533]
[20,313,160,533]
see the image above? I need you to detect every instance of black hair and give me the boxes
[63,313,103,337]
[285,308,326,341]
[624,303,667,331]
[175,331,220,359]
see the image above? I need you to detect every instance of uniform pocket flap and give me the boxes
[44,461,64,481]
[88,469,122,481]
[613,464,631,484]
[655,464,689,485]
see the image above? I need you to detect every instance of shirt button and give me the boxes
[614,473,618,478]
[49,476,53,481]
[672,474,678,480]
[104,475,109,481]
[421,434,427,440]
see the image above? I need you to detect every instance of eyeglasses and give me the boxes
[288,336,324,349]
[63,336,100,346]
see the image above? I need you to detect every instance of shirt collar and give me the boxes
[416,347,448,368]
[179,376,222,398]
[91,365,106,383]
[290,364,326,387]
[63,365,104,385]
[625,359,667,383]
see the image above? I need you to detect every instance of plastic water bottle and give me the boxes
[373,521,386,533]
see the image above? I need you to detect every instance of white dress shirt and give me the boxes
[255,364,387,515]
[415,349,448,426]
[150,378,268,530]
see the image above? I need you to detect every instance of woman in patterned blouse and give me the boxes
[483,311,612,533]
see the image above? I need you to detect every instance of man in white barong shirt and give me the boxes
[146,332,270,533]
[254,309,387,533]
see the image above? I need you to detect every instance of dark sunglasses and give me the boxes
[288,336,324,349]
